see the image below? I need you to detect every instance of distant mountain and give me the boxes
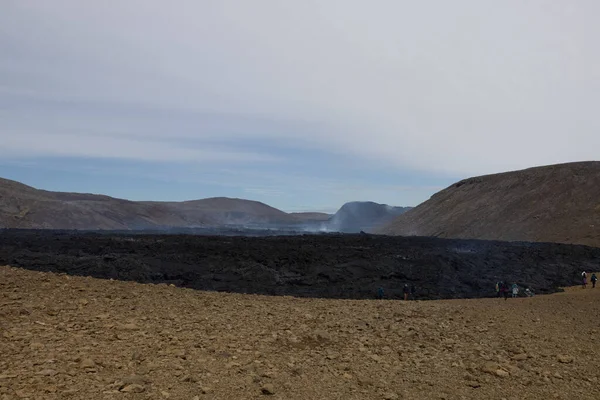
[0,177,413,233]
[378,162,600,247]
[327,201,412,233]
[0,178,297,230]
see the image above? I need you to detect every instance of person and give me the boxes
[403,284,410,301]
[511,283,519,298]
[495,282,500,297]
[500,281,509,301]
[582,271,587,288]
[377,287,384,300]
[592,273,598,289]
[525,287,534,297]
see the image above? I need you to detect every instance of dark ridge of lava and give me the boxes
[1,230,598,300]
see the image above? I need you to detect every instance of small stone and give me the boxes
[554,372,564,380]
[81,359,96,369]
[14,390,31,398]
[495,369,509,378]
[122,375,148,386]
[121,323,139,331]
[30,342,45,350]
[120,384,145,393]
[384,393,399,400]
[481,362,499,375]
[557,355,574,364]
[512,354,528,361]
[181,375,198,383]
[261,384,275,395]
[201,387,212,394]
[357,377,375,387]
[38,369,58,376]
[161,391,170,398]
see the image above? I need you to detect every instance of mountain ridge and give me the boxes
[0,177,407,232]
[379,161,600,247]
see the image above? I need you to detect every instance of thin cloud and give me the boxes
[0,130,281,164]
[1,1,598,185]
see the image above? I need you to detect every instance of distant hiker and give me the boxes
[377,287,384,300]
[495,282,500,297]
[511,283,519,298]
[500,281,509,300]
[582,271,588,288]
[592,273,598,289]
[403,284,410,301]
[525,287,534,297]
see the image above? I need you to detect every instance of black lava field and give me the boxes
[1,230,598,300]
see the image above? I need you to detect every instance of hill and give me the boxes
[2,264,599,399]
[0,177,412,232]
[379,162,600,247]
[327,201,411,233]
[0,178,297,230]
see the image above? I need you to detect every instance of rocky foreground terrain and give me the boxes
[380,161,600,247]
[1,265,599,400]
[2,231,600,299]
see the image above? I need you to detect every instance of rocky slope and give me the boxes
[0,178,299,230]
[1,265,599,399]
[2,231,599,300]
[327,202,411,233]
[379,162,600,247]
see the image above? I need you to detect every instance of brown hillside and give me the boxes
[0,178,296,230]
[379,162,600,247]
[2,265,599,399]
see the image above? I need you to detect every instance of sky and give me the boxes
[1,1,598,213]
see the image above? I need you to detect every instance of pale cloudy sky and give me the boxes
[1,1,598,212]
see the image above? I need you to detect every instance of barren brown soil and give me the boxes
[2,266,599,400]
[380,161,600,247]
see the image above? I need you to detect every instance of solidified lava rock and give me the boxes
[0,230,598,300]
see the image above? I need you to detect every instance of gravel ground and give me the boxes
[1,265,599,400]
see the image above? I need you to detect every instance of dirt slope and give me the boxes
[379,162,600,247]
[1,265,599,400]
[0,178,297,230]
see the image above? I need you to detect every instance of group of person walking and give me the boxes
[495,281,533,300]
[377,272,598,301]
[496,271,599,300]
[581,271,598,288]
